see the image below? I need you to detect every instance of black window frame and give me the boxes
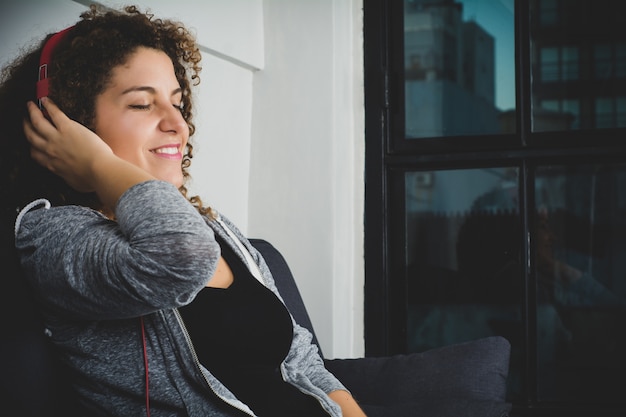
[363,0,626,415]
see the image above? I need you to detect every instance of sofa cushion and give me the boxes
[360,399,511,417]
[325,336,511,415]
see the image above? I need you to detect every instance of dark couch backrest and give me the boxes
[249,239,322,355]
[1,258,75,416]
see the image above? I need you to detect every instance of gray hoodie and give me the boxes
[14,180,345,416]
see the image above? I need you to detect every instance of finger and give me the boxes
[26,101,55,133]
[23,113,53,151]
[40,98,71,126]
[23,117,43,147]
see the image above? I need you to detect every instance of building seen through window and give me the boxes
[402,0,626,136]
[403,0,512,138]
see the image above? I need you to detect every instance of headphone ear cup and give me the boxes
[36,26,74,106]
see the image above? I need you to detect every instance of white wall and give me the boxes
[249,0,365,358]
[0,0,364,359]
[0,2,86,58]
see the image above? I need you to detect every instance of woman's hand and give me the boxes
[328,390,368,417]
[24,99,114,193]
[23,98,154,211]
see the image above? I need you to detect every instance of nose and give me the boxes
[159,103,188,134]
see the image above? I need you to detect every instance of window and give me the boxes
[364,0,626,415]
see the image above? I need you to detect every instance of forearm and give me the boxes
[328,390,367,417]
[90,153,154,212]
[16,181,218,319]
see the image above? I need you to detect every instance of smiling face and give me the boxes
[93,47,189,188]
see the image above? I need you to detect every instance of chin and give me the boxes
[158,176,184,188]
[155,170,184,187]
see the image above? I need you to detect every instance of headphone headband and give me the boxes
[36,26,74,108]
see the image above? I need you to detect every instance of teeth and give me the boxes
[154,147,179,155]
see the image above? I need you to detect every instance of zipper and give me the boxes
[278,363,334,417]
[171,309,255,416]
[215,217,265,284]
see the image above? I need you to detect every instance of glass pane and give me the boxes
[618,97,626,127]
[617,44,626,77]
[561,47,579,81]
[531,0,626,132]
[595,43,626,79]
[595,97,613,129]
[534,163,626,402]
[594,44,612,79]
[405,167,523,399]
[594,96,626,129]
[403,0,515,138]
[540,47,559,82]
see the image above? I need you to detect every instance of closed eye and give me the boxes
[129,104,151,110]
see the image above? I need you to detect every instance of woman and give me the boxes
[5,5,366,416]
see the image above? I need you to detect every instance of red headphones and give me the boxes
[36,26,74,109]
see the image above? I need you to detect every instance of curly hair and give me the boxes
[0,4,213,220]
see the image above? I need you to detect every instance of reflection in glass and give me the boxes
[595,97,626,129]
[534,164,626,402]
[403,0,515,138]
[531,0,626,131]
[405,167,523,398]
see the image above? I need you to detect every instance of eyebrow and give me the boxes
[121,86,183,97]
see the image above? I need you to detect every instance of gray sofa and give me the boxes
[1,238,512,416]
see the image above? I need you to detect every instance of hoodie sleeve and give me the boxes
[15,180,219,320]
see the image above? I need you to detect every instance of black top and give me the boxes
[178,235,328,417]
